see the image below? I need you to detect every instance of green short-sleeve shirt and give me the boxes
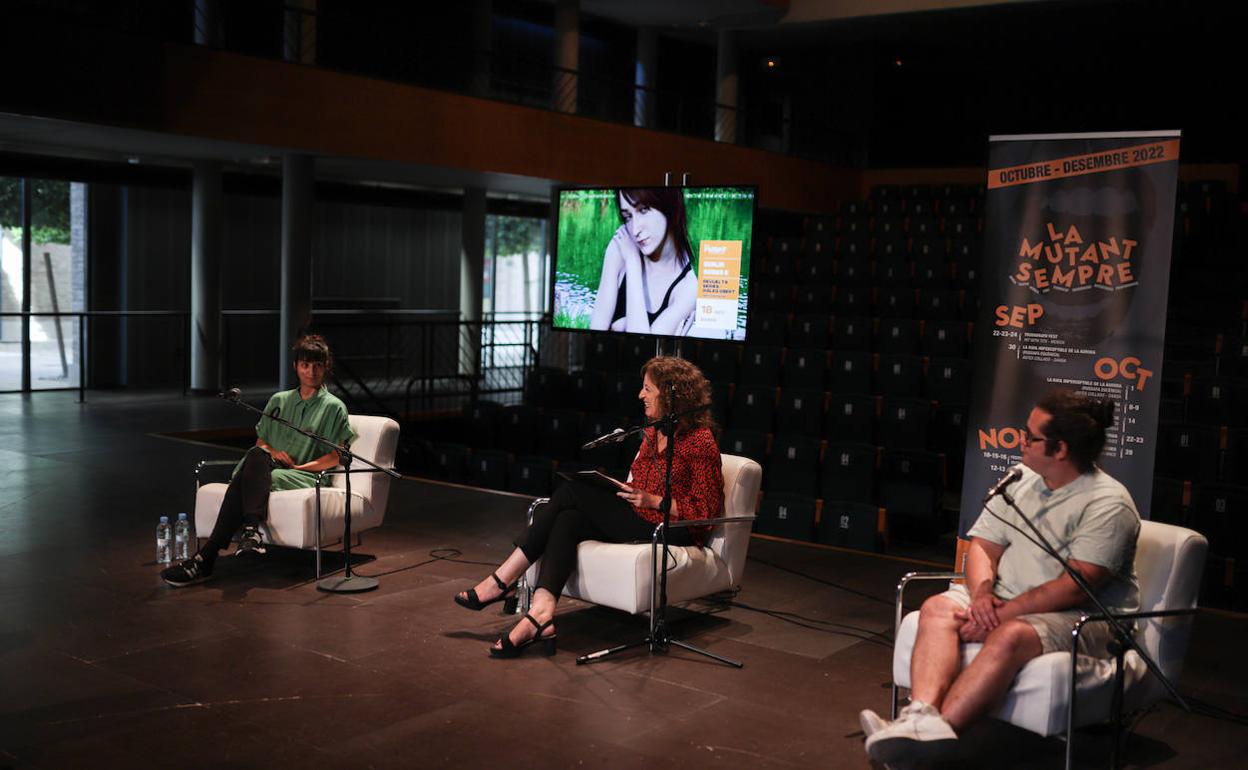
[246,386,356,491]
[967,465,1141,615]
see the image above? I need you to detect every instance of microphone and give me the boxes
[581,428,625,450]
[219,387,242,401]
[985,467,1024,501]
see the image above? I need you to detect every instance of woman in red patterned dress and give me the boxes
[454,356,724,658]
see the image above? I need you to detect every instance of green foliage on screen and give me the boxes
[555,187,754,290]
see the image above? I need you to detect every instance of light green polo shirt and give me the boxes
[249,386,356,491]
[968,464,1141,614]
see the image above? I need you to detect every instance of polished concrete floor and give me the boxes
[1,390,1246,769]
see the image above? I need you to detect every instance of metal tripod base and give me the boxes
[576,634,742,667]
[316,574,379,593]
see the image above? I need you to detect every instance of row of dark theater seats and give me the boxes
[827,178,1225,224]
[1152,477,1248,610]
[578,333,974,389]
[537,358,973,413]
[1154,422,1248,484]
[848,177,1226,224]
[419,438,905,552]
[455,395,964,463]
[750,287,979,324]
[754,251,983,291]
[1157,378,1248,428]
[768,227,982,260]
[1160,178,1245,607]
[744,314,976,354]
[423,400,956,551]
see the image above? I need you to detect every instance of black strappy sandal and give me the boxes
[454,571,518,611]
[489,613,557,659]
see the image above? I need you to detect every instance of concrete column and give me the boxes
[553,0,579,114]
[634,26,657,128]
[459,187,486,378]
[192,0,224,48]
[283,0,317,64]
[70,183,87,313]
[471,0,493,97]
[190,161,222,392]
[715,29,739,144]
[279,154,314,389]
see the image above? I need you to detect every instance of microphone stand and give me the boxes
[983,478,1188,710]
[577,401,741,667]
[220,390,400,593]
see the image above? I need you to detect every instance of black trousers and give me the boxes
[516,479,693,598]
[199,446,274,565]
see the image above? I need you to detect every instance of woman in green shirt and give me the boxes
[162,334,355,587]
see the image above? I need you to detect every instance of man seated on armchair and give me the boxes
[161,334,355,587]
[860,389,1141,767]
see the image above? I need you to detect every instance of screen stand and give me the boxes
[653,339,684,360]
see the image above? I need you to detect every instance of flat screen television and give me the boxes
[551,185,756,341]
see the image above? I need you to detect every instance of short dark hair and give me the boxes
[1035,389,1115,473]
[291,333,333,373]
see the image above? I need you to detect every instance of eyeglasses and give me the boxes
[1021,426,1047,446]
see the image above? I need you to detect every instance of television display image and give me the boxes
[552,185,756,341]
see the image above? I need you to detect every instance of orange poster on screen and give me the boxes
[695,240,742,331]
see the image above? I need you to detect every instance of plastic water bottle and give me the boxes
[174,513,191,561]
[156,516,172,564]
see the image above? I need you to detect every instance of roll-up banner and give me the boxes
[959,130,1181,533]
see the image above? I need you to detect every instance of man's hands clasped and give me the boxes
[954,591,1006,643]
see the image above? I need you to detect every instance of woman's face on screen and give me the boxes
[619,193,669,257]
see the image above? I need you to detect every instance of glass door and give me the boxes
[0,177,26,391]
[0,177,87,392]
[30,180,84,390]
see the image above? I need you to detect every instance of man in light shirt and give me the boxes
[861,389,1140,767]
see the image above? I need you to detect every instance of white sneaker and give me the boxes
[864,700,957,766]
[858,708,887,738]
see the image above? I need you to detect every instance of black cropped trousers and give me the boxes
[515,478,693,598]
[199,446,273,565]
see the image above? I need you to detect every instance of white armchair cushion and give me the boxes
[525,453,762,615]
[194,414,399,551]
[892,610,1149,736]
[194,483,375,549]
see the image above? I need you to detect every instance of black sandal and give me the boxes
[489,613,557,659]
[454,571,517,611]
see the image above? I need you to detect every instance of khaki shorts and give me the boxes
[940,583,1118,657]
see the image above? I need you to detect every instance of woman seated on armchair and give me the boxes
[454,356,724,658]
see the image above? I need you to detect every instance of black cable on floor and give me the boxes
[746,554,903,608]
[698,594,894,647]
[424,547,500,568]
[1173,694,1248,726]
[349,548,502,578]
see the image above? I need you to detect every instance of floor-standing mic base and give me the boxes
[316,575,379,593]
[576,634,742,668]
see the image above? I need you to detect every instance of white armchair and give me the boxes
[888,520,1207,770]
[518,453,762,635]
[194,414,400,578]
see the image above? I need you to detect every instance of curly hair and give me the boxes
[640,356,717,437]
[291,333,333,374]
[1035,389,1115,473]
